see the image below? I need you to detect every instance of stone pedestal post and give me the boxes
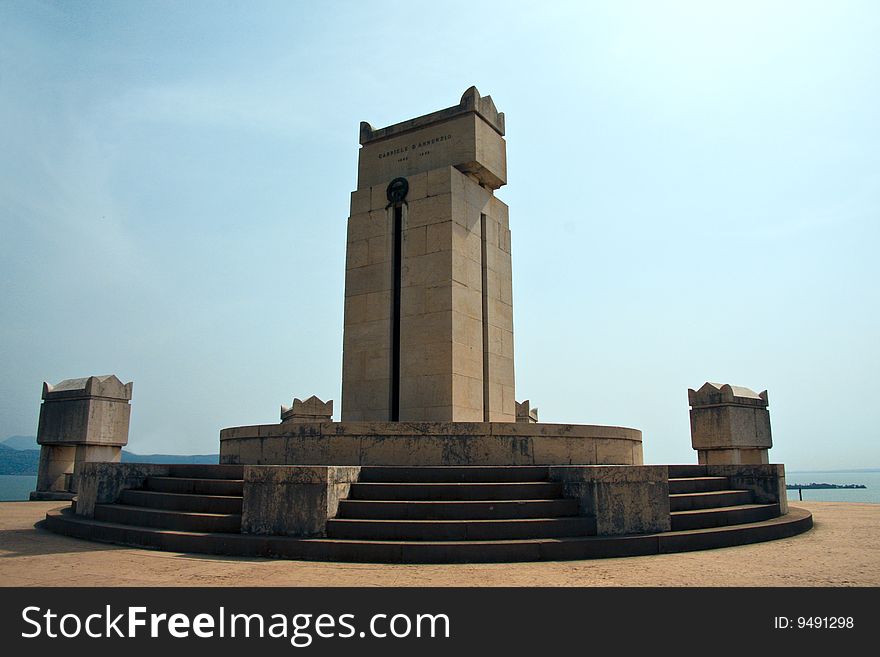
[280,395,333,423]
[31,375,133,500]
[515,400,538,423]
[241,466,361,537]
[688,382,772,465]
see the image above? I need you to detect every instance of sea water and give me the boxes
[786,470,880,503]
[0,475,37,501]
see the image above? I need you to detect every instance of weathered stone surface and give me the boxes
[705,464,788,514]
[75,462,170,517]
[241,466,361,537]
[280,395,333,423]
[689,382,772,465]
[220,421,642,467]
[515,400,538,423]
[38,375,132,446]
[71,445,122,494]
[596,439,637,465]
[34,375,133,496]
[549,466,671,535]
[34,445,77,495]
[698,448,770,465]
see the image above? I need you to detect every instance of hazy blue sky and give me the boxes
[1,1,877,469]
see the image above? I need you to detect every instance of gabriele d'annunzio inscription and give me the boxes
[377,134,453,160]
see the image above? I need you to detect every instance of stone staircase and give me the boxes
[327,466,596,541]
[90,464,244,533]
[44,464,812,563]
[667,464,781,531]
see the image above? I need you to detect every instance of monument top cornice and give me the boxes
[42,374,133,402]
[688,382,769,408]
[359,86,505,145]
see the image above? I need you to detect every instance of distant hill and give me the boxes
[0,444,41,475]
[0,435,218,475]
[1,435,38,450]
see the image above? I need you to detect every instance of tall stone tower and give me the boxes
[341,87,515,422]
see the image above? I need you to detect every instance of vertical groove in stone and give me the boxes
[391,204,403,421]
[480,212,490,421]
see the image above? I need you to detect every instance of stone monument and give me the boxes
[688,382,772,464]
[40,88,812,564]
[218,87,643,468]
[342,86,515,422]
[31,374,132,500]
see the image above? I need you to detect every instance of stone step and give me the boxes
[669,490,753,512]
[44,506,813,564]
[336,498,581,520]
[358,466,550,483]
[93,504,242,533]
[325,517,596,541]
[658,510,811,554]
[145,476,243,496]
[167,464,243,479]
[347,481,564,501]
[668,477,730,494]
[670,504,780,531]
[119,489,243,514]
[667,465,708,479]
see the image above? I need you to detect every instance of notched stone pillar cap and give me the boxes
[358,85,505,144]
[515,399,539,423]
[688,382,768,408]
[281,395,333,422]
[42,375,133,401]
[459,85,505,134]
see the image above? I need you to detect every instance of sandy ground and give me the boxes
[0,500,877,586]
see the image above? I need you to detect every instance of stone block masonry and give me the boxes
[688,382,772,465]
[32,375,132,499]
[705,464,788,514]
[75,462,170,517]
[549,466,671,535]
[342,87,515,423]
[220,421,643,467]
[241,466,361,537]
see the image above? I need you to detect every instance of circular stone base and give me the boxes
[42,506,814,563]
[219,421,643,466]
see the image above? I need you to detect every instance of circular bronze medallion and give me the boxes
[386,177,409,204]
